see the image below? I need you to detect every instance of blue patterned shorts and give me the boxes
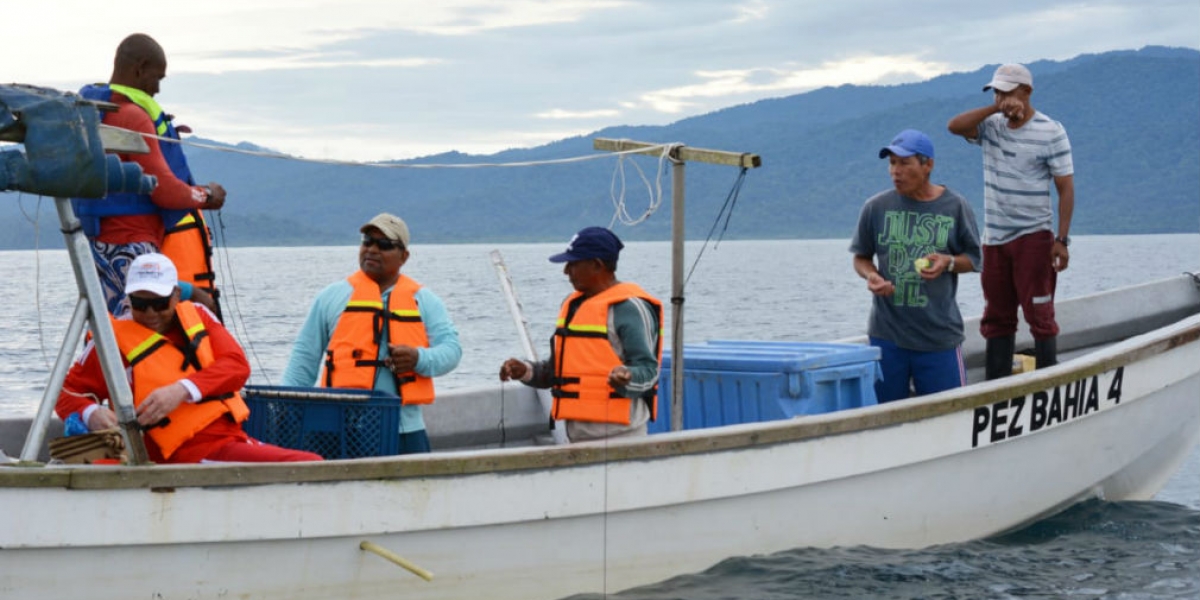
[88,240,160,318]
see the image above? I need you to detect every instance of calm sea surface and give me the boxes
[2,234,1198,599]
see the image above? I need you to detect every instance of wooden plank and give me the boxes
[593,138,761,168]
[98,124,150,154]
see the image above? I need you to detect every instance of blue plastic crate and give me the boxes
[242,385,400,459]
[650,341,881,434]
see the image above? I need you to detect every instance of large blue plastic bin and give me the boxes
[243,385,400,459]
[649,341,881,434]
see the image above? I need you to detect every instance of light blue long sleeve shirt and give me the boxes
[281,276,462,433]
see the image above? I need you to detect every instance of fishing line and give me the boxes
[683,166,749,288]
[497,382,507,447]
[602,430,611,599]
[208,210,273,384]
[15,192,59,372]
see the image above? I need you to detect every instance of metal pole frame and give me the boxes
[20,198,151,464]
[592,139,762,431]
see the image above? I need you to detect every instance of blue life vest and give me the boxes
[71,84,193,237]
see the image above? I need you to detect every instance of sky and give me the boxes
[9,0,1199,162]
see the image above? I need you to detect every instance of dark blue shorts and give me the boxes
[398,429,431,454]
[870,337,966,403]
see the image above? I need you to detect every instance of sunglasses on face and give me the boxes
[129,295,172,312]
[361,234,404,252]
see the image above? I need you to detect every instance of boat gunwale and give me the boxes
[2,312,1197,492]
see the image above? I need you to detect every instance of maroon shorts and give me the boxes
[980,230,1059,340]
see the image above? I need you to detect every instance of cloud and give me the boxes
[732,0,770,23]
[7,0,1198,162]
[632,56,949,114]
[186,54,441,74]
[536,108,623,120]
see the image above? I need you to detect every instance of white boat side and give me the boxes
[0,273,1198,600]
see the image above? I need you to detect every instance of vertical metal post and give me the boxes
[669,156,685,431]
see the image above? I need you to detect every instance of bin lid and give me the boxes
[663,340,880,372]
[242,384,399,402]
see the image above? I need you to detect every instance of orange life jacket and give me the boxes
[320,271,435,404]
[110,301,249,459]
[550,282,663,425]
[161,209,217,293]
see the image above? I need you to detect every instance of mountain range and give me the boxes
[2,45,1197,249]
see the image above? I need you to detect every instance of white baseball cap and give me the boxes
[124,253,178,297]
[983,64,1033,92]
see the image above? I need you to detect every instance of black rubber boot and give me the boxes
[1035,336,1058,369]
[985,335,1016,380]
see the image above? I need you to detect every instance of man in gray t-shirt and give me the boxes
[850,129,982,403]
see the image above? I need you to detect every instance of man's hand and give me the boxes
[608,365,632,388]
[996,96,1025,123]
[386,344,420,374]
[136,383,189,427]
[866,272,895,297]
[204,182,227,210]
[917,253,954,281]
[190,287,220,314]
[87,407,119,431]
[499,358,528,381]
[1052,244,1070,272]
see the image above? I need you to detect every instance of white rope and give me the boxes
[150,133,675,169]
[609,143,679,227]
[148,132,678,233]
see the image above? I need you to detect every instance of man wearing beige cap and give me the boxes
[947,63,1075,379]
[283,213,462,454]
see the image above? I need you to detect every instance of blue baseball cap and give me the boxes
[879,129,934,159]
[548,226,624,263]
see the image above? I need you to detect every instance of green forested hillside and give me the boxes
[2,46,1196,248]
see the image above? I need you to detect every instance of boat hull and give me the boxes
[1,309,1198,600]
[3,89,1196,598]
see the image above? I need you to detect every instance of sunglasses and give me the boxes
[129,295,172,312]
[361,234,404,252]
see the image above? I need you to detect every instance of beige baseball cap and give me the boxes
[360,213,410,247]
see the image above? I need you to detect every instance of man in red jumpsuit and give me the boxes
[56,254,320,463]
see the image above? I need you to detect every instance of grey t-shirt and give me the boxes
[970,111,1073,245]
[849,186,982,352]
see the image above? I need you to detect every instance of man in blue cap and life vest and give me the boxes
[499,226,663,442]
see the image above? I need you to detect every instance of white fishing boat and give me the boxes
[2,83,1199,600]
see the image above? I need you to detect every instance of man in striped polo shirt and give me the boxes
[947,63,1075,379]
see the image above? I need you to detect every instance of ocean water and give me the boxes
[1,233,1198,599]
